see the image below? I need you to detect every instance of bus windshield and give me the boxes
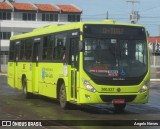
[83,38,148,79]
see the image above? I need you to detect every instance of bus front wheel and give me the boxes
[59,83,69,109]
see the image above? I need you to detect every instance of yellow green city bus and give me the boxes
[8,20,150,111]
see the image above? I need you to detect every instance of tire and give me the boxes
[59,83,69,109]
[114,103,126,112]
[22,77,32,99]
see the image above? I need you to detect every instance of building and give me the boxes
[148,36,160,67]
[0,0,82,72]
[148,36,160,55]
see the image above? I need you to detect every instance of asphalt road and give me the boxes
[0,75,160,129]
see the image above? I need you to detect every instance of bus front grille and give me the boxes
[100,95,136,102]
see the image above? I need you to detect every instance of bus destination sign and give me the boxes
[83,24,146,39]
[102,27,124,35]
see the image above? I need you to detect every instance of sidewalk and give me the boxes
[151,67,160,82]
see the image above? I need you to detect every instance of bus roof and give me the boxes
[10,20,144,41]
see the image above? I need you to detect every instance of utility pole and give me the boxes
[127,0,140,24]
[106,11,109,20]
[0,20,1,72]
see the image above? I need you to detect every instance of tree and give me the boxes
[9,0,15,2]
[3,0,15,2]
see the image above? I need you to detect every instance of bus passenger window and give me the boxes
[25,38,32,61]
[15,42,20,61]
[9,41,15,61]
[54,33,66,60]
[54,42,65,60]
[42,35,53,60]
[20,41,25,60]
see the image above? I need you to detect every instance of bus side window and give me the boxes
[32,42,40,62]
[15,42,20,61]
[25,38,32,61]
[9,41,15,61]
[42,36,48,60]
[54,33,66,60]
[70,38,79,69]
[20,40,26,61]
[42,35,53,60]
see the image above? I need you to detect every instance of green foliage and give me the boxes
[9,0,15,2]
[3,0,15,2]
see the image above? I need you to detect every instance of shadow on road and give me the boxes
[1,75,160,118]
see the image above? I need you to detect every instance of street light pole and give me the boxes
[0,20,1,72]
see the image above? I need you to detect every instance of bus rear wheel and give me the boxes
[59,83,69,109]
[114,103,126,112]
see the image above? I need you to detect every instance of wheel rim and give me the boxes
[59,85,66,108]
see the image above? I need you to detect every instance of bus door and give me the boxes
[15,42,20,88]
[70,37,79,100]
[32,39,40,93]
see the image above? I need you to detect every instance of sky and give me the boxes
[5,0,160,36]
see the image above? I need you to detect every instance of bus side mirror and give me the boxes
[79,41,83,51]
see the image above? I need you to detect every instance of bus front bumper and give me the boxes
[78,89,149,104]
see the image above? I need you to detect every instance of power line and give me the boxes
[141,16,160,19]
[82,13,106,16]
[140,5,160,13]
[126,0,140,12]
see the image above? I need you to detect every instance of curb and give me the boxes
[0,73,7,76]
[150,79,160,82]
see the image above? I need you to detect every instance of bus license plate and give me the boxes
[112,99,125,104]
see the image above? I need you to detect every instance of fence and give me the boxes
[149,44,160,67]
[0,55,8,73]
[150,54,160,67]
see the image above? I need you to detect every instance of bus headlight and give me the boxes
[139,80,150,93]
[82,79,96,92]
